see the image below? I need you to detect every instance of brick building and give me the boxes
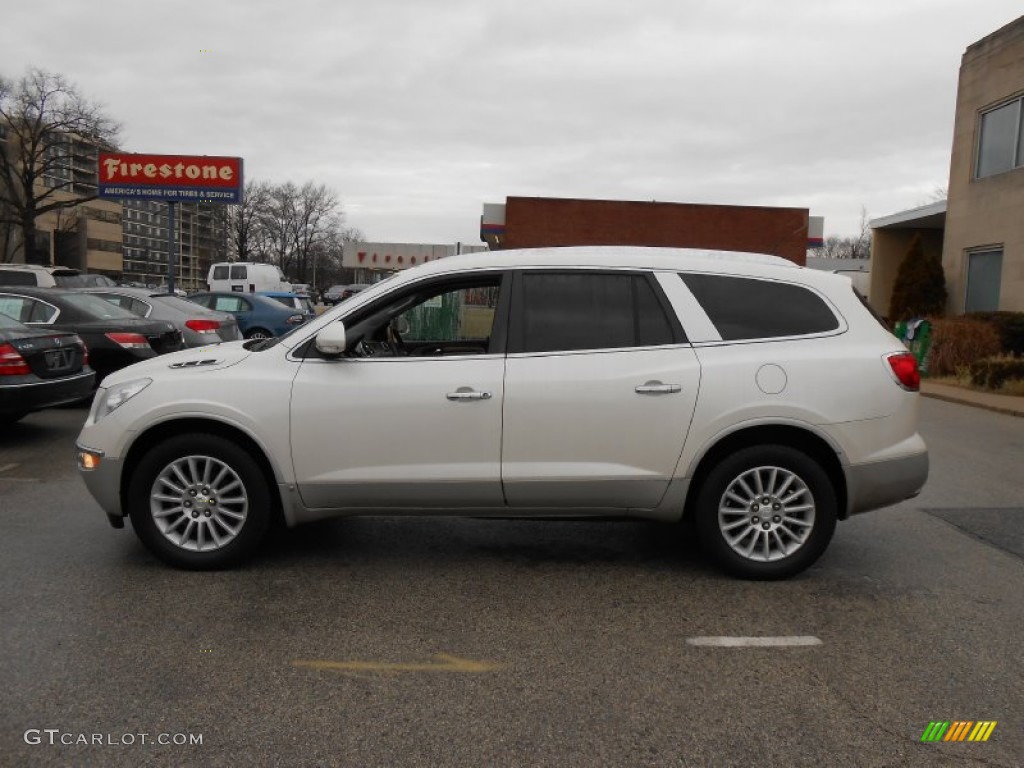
[481,196,812,265]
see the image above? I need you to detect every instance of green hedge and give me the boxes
[968,356,1024,389]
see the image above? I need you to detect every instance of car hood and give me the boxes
[99,340,252,387]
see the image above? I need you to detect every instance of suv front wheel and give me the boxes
[127,434,272,569]
[695,445,837,580]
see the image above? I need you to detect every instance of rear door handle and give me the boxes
[635,382,681,395]
[446,389,492,401]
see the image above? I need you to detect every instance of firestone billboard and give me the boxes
[97,153,243,204]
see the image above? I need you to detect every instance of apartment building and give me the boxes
[121,200,227,291]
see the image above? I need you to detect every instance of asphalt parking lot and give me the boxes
[1,398,1022,767]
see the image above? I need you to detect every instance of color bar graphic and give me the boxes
[920,720,996,742]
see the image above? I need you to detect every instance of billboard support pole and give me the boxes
[167,201,177,294]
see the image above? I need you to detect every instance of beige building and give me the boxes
[0,130,124,275]
[871,15,1024,315]
[944,16,1024,313]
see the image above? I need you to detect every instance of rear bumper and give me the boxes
[0,371,95,415]
[844,448,929,517]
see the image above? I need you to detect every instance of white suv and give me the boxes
[76,247,928,578]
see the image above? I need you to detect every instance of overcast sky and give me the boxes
[2,1,1021,244]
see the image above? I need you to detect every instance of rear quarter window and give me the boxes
[0,269,38,286]
[680,273,839,341]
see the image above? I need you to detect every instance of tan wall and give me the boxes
[943,16,1024,312]
[870,229,945,318]
[33,190,123,273]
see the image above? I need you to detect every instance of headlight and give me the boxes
[92,378,152,422]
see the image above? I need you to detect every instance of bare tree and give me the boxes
[289,181,341,283]
[308,223,365,291]
[0,68,120,264]
[226,179,272,262]
[810,207,871,261]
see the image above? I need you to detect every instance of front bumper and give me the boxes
[844,449,929,517]
[76,444,125,528]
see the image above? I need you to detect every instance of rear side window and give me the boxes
[0,269,37,286]
[681,273,838,340]
[212,296,247,312]
[513,272,680,353]
[213,266,229,280]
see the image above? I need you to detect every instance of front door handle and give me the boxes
[635,382,681,395]
[446,389,492,401]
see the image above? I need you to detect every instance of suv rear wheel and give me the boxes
[695,445,837,580]
[127,434,272,569]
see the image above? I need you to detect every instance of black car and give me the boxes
[322,283,371,305]
[0,311,95,424]
[0,287,184,384]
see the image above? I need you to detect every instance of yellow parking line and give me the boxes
[292,654,504,674]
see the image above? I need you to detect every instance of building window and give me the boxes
[964,248,1003,312]
[86,238,123,254]
[976,96,1023,178]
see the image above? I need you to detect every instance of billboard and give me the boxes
[342,242,487,271]
[97,153,243,204]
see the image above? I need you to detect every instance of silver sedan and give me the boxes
[77,287,241,347]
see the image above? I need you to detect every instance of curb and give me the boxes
[920,390,1024,419]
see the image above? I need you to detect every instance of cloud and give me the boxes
[1,0,1020,241]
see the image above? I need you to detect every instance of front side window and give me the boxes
[512,272,678,354]
[337,275,505,358]
[976,97,1023,178]
[681,273,839,341]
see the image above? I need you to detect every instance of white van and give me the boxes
[207,262,291,293]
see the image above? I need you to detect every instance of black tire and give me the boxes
[127,433,272,570]
[244,328,272,340]
[695,444,837,580]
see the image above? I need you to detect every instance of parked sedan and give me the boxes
[257,291,316,321]
[187,292,308,340]
[77,286,241,347]
[0,287,183,384]
[0,311,95,424]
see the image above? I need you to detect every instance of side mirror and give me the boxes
[315,322,347,357]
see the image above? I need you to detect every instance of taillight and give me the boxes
[67,335,88,367]
[185,319,221,333]
[0,343,31,376]
[105,332,150,349]
[886,352,920,391]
